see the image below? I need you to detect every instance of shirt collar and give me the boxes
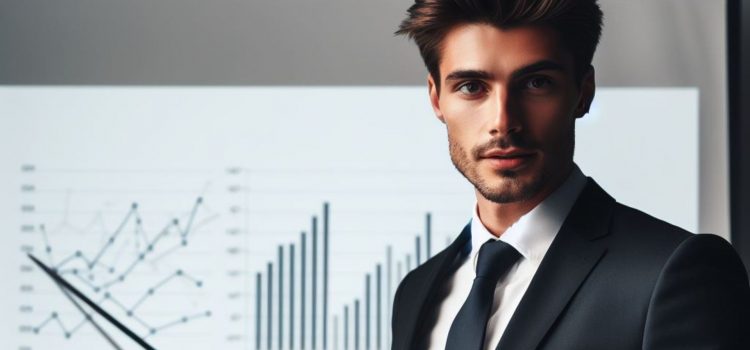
[469,163,588,264]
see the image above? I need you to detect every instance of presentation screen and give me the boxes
[0,86,697,349]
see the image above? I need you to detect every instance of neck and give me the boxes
[476,164,574,237]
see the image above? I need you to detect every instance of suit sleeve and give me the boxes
[643,233,750,349]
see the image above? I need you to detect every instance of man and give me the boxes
[391,0,750,349]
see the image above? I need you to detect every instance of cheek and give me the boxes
[442,104,485,144]
[445,122,474,154]
[521,97,576,140]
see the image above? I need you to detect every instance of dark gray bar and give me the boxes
[376,264,381,350]
[344,306,349,350]
[312,216,318,350]
[415,236,421,266]
[406,254,411,272]
[256,272,261,350]
[290,243,295,350]
[268,262,273,350]
[301,232,306,350]
[279,246,284,350]
[365,274,370,350]
[354,299,360,350]
[426,213,432,259]
[323,202,329,350]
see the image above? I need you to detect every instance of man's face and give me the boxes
[428,24,594,204]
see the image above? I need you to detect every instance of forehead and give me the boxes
[438,23,573,79]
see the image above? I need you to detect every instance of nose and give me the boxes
[489,86,521,136]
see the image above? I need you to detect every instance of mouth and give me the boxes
[480,149,536,171]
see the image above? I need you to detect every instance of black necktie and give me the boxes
[445,239,522,350]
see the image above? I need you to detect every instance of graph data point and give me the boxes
[119,275,125,282]
[139,253,145,260]
[94,287,100,293]
[148,245,154,251]
[51,312,58,318]
[150,328,156,335]
[176,269,183,275]
[33,328,39,334]
[75,250,82,257]
[196,281,203,287]
[196,197,203,204]
[181,239,187,246]
[46,246,52,253]
[182,317,188,323]
[205,310,211,317]
[72,268,78,275]
[132,202,138,209]
[104,292,111,298]
[148,288,154,295]
[65,332,70,338]
[173,218,179,225]
[127,311,133,317]
[109,267,115,273]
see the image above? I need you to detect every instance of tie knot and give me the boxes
[475,239,521,279]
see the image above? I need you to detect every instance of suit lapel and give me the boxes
[497,178,616,350]
[398,224,471,350]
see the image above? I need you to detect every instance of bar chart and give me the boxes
[251,204,441,350]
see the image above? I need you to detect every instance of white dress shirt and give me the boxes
[427,164,588,350]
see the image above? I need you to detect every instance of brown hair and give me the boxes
[394,0,603,94]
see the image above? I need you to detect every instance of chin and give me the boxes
[475,170,544,204]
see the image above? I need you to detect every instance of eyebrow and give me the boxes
[444,60,566,83]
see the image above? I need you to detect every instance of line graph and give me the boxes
[28,196,214,340]
[12,164,237,350]
[39,197,205,287]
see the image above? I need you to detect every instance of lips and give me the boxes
[480,149,535,170]
[481,148,535,159]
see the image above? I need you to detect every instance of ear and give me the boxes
[428,74,446,124]
[575,66,596,119]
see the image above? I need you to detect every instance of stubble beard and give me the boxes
[448,135,547,204]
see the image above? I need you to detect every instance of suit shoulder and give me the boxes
[606,202,747,281]
[643,232,750,347]
[609,201,692,249]
[662,233,748,282]
[597,201,699,275]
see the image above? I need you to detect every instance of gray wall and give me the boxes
[0,0,729,238]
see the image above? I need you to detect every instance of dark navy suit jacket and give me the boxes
[391,178,750,349]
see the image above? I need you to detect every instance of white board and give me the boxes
[0,86,697,349]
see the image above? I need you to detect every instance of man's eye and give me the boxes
[457,81,485,95]
[525,76,553,90]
